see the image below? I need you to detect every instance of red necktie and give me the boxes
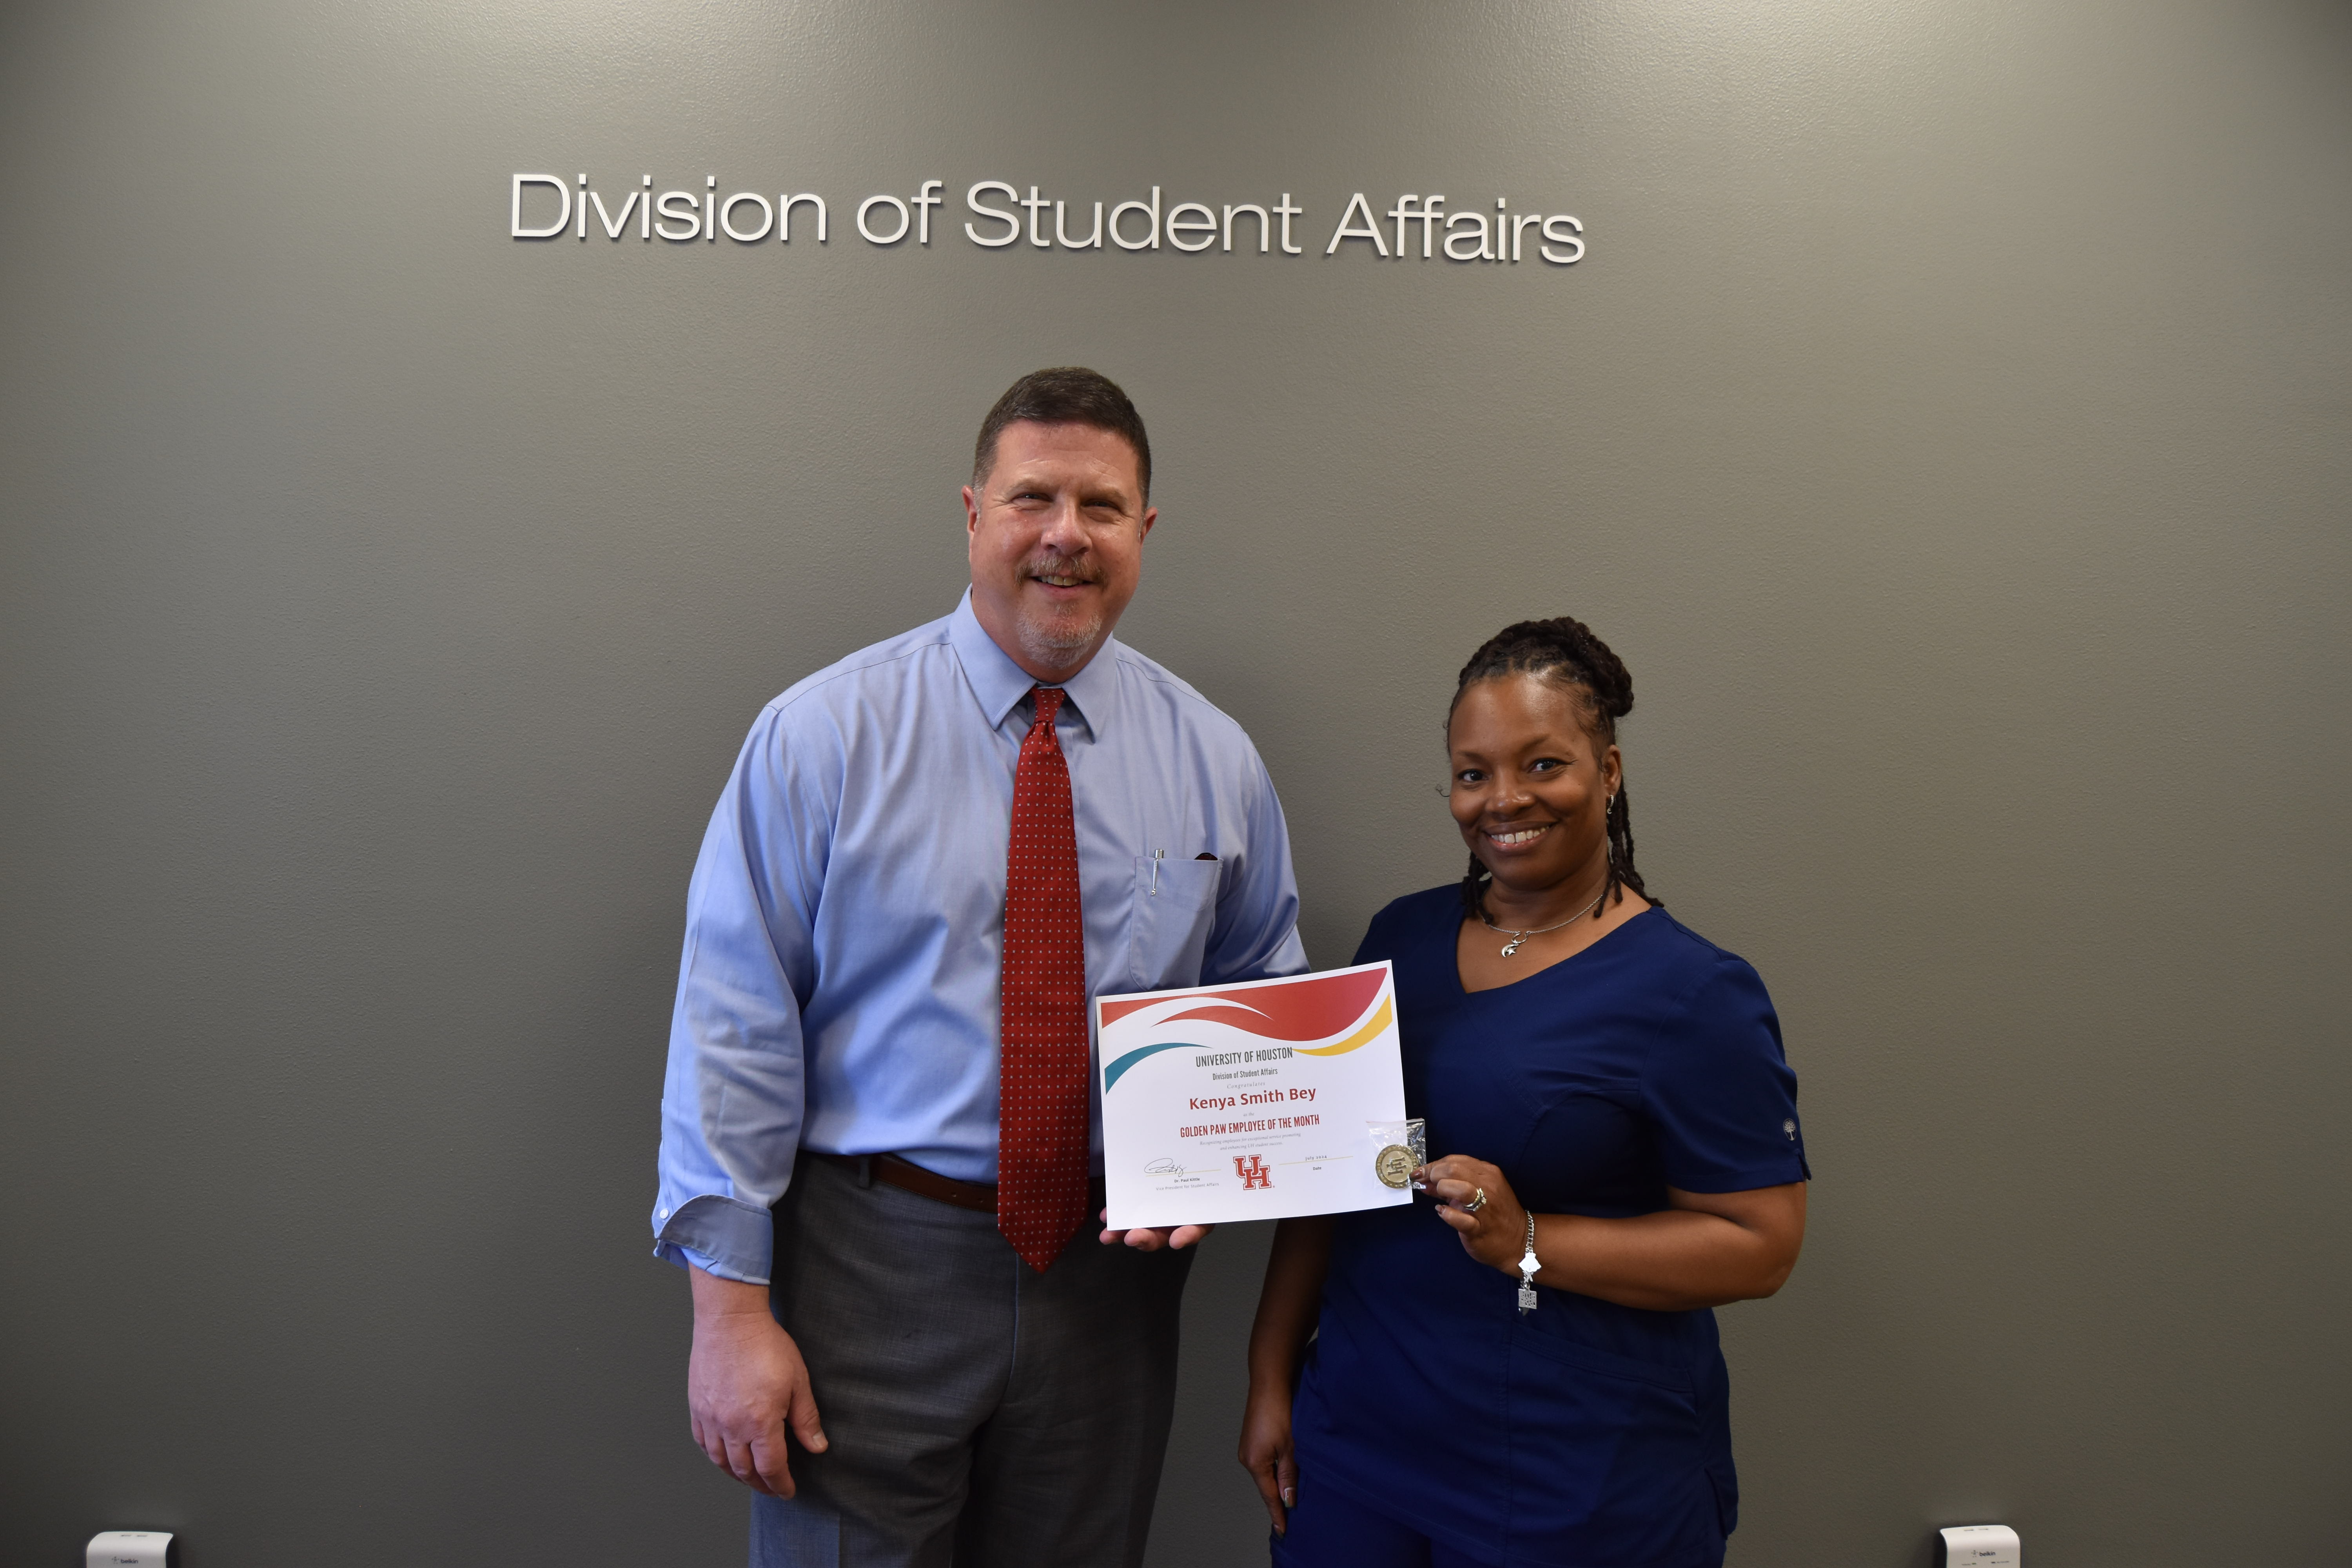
[997,686,1091,1271]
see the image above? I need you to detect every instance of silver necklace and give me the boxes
[1479,886,1606,957]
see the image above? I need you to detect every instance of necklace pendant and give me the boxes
[1499,935,1524,958]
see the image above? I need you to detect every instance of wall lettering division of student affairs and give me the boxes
[510,175,1586,265]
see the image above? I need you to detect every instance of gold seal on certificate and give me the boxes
[1374,1144,1416,1189]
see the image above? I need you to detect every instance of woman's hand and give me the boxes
[1417,1155,1529,1276]
[1238,1379,1300,1535]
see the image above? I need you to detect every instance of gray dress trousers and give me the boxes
[750,1154,1193,1568]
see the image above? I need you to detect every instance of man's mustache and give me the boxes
[1022,554,1102,584]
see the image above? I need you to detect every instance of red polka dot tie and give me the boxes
[998,686,1091,1272]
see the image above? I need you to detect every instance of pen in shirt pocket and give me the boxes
[1148,848,1219,895]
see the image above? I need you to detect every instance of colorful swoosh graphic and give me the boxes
[1102,1040,1199,1091]
[1098,966,1393,1091]
[1097,965,1386,1038]
[1290,995,1392,1057]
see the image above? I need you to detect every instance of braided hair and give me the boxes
[1450,616,1654,919]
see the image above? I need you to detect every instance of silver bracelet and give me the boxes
[1516,1212,1539,1314]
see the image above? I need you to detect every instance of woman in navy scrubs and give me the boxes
[1240,617,1809,1568]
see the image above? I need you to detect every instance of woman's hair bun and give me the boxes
[1452,615,1633,728]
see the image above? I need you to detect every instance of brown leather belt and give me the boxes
[808,1151,1105,1215]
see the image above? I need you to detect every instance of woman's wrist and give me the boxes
[1244,1370,1296,1406]
[1494,1206,1536,1278]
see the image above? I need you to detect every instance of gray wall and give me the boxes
[3,1,2347,1563]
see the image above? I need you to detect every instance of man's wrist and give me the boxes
[690,1266,777,1318]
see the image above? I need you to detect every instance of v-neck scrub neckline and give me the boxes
[1288,886,1809,1568]
[1453,904,1662,998]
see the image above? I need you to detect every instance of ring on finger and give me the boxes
[1463,1186,1488,1214]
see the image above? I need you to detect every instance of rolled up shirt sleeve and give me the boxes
[652,705,835,1285]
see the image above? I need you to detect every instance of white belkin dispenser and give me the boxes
[87,1532,176,1568]
[1941,1524,2020,1566]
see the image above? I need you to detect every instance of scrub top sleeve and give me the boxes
[1642,958,1812,1193]
[1349,895,1413,967]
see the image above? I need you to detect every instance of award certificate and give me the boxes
[1097,961,1412,1229]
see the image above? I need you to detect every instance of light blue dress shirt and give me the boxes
[653,593,1309,1283]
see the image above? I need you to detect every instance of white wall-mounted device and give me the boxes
[87,1531,176,1567]
[1941,1524,2020,1566]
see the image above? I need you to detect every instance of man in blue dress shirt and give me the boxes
[652,367,1309,1567]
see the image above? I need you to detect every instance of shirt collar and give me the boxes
[947,589,1119,740]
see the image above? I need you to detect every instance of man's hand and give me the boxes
[1099,1211,1214,1252]
[687,1267,828,1497]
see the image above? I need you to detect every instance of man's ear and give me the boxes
[1139,506,1158,541]
[962,484,982,539]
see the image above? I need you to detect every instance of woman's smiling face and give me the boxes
[1447,673,1621,900]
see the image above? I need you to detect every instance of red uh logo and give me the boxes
[1234,1155,1273,1190]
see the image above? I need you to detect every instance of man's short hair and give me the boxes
[972,367,1153,500]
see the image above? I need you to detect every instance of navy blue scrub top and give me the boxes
[1290,888,1810,1568]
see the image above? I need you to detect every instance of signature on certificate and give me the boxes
[1143,1158,1188,1175]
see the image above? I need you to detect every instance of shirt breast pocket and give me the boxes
[1127,856,1221,992]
